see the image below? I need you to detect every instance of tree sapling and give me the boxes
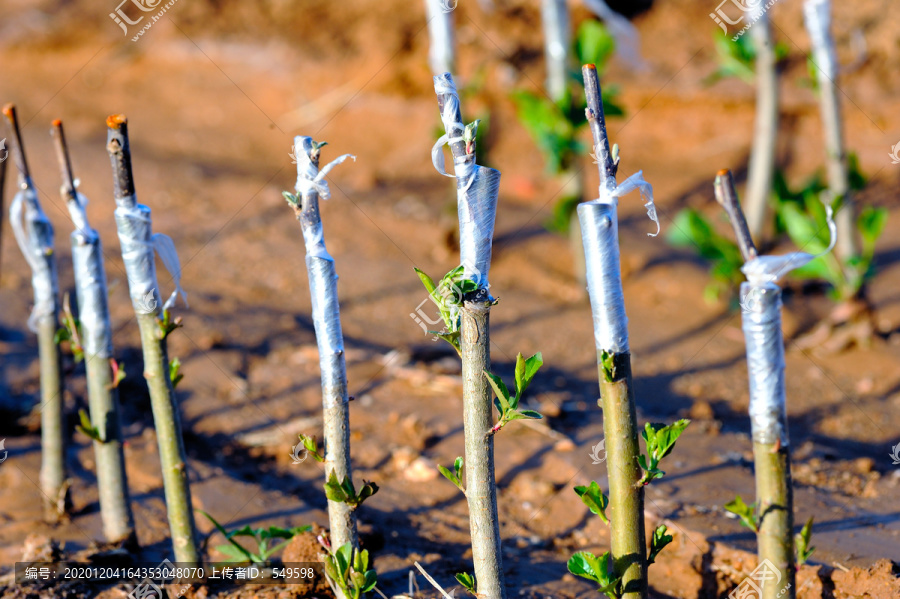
[3,104,69,522]
[284,137,375,556]
[107,114,199,562]
[572,64,689,599]
[716,168,834,599]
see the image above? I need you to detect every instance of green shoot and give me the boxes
[600,349,616,382]
[108,359,126,390]
[483,352,544,435]
[772,163,886,300]
[574,480,609,525]
[567,551,623,599]
[282,191,300,208]
[724,495,760,533]
[298,434,325,463]
[322,542,377,599]
[438,456,465,494]
[200,510,309,565]
[55,293,84,363]
[704,33,789,86]
[455,572,476,595]
[413,265,483,355]
[647,524,674,565]
[324,470,379,510]
[637,419,690,485]
[795,516,815,565]
[76,408,103,442]
[667,209,744,303]
[158,309,183,339]
[169,357,183,389]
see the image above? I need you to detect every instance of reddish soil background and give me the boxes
[1,0,899,597]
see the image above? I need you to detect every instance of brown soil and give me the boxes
[1,0,899,597]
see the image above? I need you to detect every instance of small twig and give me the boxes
[413,562,454,599]
[2,103,32,183]
[50,120,77,200]
[582,64,617,186]
[105,114,136,202]
[714,169,758,263]
[372,586,389,599]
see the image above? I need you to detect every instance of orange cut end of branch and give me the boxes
[52,119,62,127]
[106,114,127,129]
[583,63,597,70]
[2,103,15,118]
[716,168,731,177]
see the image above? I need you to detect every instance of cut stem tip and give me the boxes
[1,103,14,119]
[583,63,597,70]
[106,114,127,129]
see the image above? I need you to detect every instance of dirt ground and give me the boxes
[1,0,899,597]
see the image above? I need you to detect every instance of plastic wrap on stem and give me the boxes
[804,0,837,81]
[115,201,160,313]
[9,188,58,332]
[71,231,113,358]
[740,282,789,446]
[305,256,349,409]
[578,201,629,353]
[457,164,500,290]
[425,0,455,75]
[114,198,186,314]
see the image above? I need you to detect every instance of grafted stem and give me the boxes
[107,115,198,561]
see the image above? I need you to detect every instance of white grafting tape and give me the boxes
[740,282,788,446]
[9,187,58,332]
[579,201,628,353]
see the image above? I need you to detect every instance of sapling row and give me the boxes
[3,104,69,522]
[107,115,199,562]
[54,119,135,544]
[716,169,833,599]
[568,65,687,599]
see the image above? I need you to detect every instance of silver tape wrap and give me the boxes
[71,230,113,358]
[115,201,160,314]
[425,0,455,75]
[740,282,789,446]
[457,164,500,290]
[9,188,58,332]
[578,201,629,353]
[804,0,837,81]
[306,256,349,409]
[542,0,570,101]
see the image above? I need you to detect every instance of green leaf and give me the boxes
[517,409,544,419]
[575,21,616,70]
[335,543,353,579]
[520,352,543,398]
[648,524,674,565]
[76,409,103,442]
[216,543,253,562]
[361,569,377,592]
[414,267,438,297]
[324,471,348,503]
[200,511,255,562]
[858,206,887,254]
[484,371,511,412]
[169,357,184,389]
[795,516,815,565]
[455,572,476,594]
[724,496,759,532]
[567,551,600,582]
[282,191,299,207]
[653,419,690,460]
[600,349,616,382]
[356,481,379,506]
[574,481,609,525]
